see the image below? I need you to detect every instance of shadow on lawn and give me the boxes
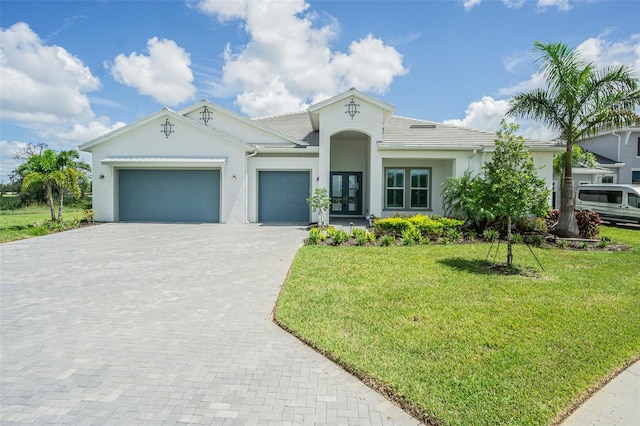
[438,257,539,277]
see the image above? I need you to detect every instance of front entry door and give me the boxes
[330,172,362,215]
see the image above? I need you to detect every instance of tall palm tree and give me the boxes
[19,149,91,222]
[508,41,640,237]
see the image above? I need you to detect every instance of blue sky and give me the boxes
[1,0,639,181]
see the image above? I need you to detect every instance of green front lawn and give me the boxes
[275,226,640,425]
[0,205,86,243]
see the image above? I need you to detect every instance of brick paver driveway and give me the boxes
[1,224,419,425]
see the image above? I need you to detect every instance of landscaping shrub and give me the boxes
[352,228,375,246]
[510,233,524,244]
[441,227,463,244]
[374,217,414,237]
[330,229,350,246]
[546,209,560,230]
[407,215,444,240]
[437,217,465,241]
[325,226,338,238]
[379,235,395,247]
[0,196,24,210]
[516,216,548,235]
[401,227,424,245]
[482,228,499,242]
[306,227,326,245]
[576,210,601,239]
[527,234,544,246]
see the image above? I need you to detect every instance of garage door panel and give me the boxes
[119,170,220,223]
[259,171,310,223]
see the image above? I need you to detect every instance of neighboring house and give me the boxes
[552,164,615,209]
[575,127,640,185]
[79,89,562,224]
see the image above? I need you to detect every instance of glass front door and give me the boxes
[330,172,362,215]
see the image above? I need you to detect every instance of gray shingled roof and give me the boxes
[253,112,558,149]
[588,151,621,165]
[254,112,319,145]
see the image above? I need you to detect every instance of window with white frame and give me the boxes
[385,168,431,209]
[632,170,640,184]
[601,175,614,184]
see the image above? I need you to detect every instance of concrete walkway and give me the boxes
[1,224,420,425]
[561,360,640,426]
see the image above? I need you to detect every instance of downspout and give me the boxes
[245,147,258,223]
[469,149,478,169]
[611,130,621,162]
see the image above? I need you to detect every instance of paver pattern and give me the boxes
[1,223,420,425]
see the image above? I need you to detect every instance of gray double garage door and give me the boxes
[118,169,310,223]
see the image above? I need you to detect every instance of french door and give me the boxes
[330,172,362,215]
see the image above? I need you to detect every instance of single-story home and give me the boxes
[79,88,563,224]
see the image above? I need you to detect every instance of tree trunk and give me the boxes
[57,191,64,222]
[507,216,513,267]
[46,184,55,221]
[557,176,580,237]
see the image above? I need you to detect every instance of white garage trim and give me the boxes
[102,156,227,168]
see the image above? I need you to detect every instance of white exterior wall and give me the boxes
[246,155,319,223]
[90,115,248,223]
[317,98,385,217]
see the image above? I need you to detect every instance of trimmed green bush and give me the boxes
[374,217,414,237]
[407,214,444,240]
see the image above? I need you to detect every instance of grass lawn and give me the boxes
[275,226,640,425]
[0,205,86,243]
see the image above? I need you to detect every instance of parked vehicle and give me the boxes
[576,184,640,224]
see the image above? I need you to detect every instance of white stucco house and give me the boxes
[79,89,562,224]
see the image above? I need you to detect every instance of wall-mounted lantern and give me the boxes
[200,106,213,125]
[160,119,175,138]
[345,98,360,120]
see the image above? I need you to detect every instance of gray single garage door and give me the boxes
[118,169,220,223]
[258,171,310,223]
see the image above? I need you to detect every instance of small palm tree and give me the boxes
[508,41,640,237]
[19,149,91,222]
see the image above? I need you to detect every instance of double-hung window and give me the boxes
[385,168,430,209]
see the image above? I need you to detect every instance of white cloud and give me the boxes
[0,140,30,180]
[449,33,640,142]
[462,0,482,12]
[503,0,526,9]
[109,37,196,106]
[443,96,510,131]
[0,22,100,124]
[536,0,572,11]
[499,33,640,97]
[577,34,640,76]
[193,0,407,116]
[39,119,126,143]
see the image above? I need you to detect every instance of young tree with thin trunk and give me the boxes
[508,41,640,237]
[482,121,550,267]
